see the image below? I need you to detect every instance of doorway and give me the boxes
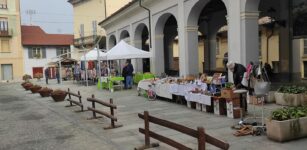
[1,64,13,80]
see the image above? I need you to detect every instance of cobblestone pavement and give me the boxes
[0,80,306,150]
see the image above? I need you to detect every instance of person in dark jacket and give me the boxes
[122,60,134,89]
[56,67,60,84]
[227,61,247,112]
[44,68,49,84]
[227,61,246,89]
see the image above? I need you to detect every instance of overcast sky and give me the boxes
[20,0,73,34]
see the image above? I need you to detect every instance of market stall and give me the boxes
[98,40,152,92]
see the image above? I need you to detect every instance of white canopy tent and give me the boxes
[102,40,151,60]
[80,48,106,61]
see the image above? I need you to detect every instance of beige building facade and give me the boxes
[0,0,23,81]
[68,0,131,60]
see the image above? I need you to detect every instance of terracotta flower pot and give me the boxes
[51,90,67,102]
[30,86,42,93]
[24,83,33,91]
[38,88,53,97]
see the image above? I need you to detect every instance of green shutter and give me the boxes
[42,47,46,58]
[56,48,60,56]
[28,47,33,59]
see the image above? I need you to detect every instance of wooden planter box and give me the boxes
[275,92,304,106]
[30,86,42,93]
[266,117,307,142]
[51,93,67,102]
[38,89,53,97]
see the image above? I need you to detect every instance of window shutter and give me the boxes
[28,47,33,59]
[42,47,46,58]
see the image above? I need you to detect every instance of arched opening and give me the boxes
[108,35,117,49]
[155,13,179,76]
[120,30,130,43]
[134,23,150,72]
[196,0,227,74]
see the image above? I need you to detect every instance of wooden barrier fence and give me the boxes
[65,88,84,112]
[135,111,230,150]
[87,95,123,129]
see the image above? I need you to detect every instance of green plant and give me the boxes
[225,82,233,89]
[271,106,307,121]
[22,74,32,81]
[277,86,307,94]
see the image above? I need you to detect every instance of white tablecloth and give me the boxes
[185,92,212,106]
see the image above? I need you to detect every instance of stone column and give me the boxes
[240,11,259,65]
[152,34,165,75]
[185,26,200,75]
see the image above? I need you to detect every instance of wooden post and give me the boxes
[144,111,150,147]
[78,91,83,111]
[68,88,72,106]
[198,127,205,150]
[92,95,96,118]
[110,98,115,128]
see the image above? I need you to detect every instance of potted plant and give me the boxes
[21,81,30,87]
[29,85,42,93]
[275,86,307,106]
[38,87,53,97]
[23,82,33,91]
[34,73,43,81]
[51,89,67,102]
[22,74,32,82]
[266,106,307,142]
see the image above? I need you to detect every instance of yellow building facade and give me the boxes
[69,0,131,60]
[0,0,23,81]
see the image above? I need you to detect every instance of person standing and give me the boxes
[227,61,247,112]
[122,60,134,89]
[44,67,49,84]
[56,67,60,84]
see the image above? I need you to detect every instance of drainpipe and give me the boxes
[139,0,152,48]
[104,0,107,18]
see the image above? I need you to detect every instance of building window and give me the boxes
[304,39,307,55]
[31,47,42,59]
[216,38,220,55]
[0,0,7,9]
[80,24,84,37]
[304,61,307,78]
[0,17,8,36]
[92,20,97,35]
[0,39,9,52]
[57,47,70,58]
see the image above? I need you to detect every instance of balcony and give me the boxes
[0,29,12,37]
[74,35,98,47]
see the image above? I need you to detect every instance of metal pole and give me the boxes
[97,48,101,88]
[83,48,88,87]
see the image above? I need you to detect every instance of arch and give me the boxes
[134,23,150,72]
[108,34,116,49]
[155,13,178,35]
[134,23,148,41]
[119,30,130,40]
[244,0,261,12]
[187,0,228,27]
[154,13,179,75]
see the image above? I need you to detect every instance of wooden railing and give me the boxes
[135,111,230,150]
[87,95,123,130]
[65,88,84,112]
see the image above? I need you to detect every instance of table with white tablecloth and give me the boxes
[184,92,212,106]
